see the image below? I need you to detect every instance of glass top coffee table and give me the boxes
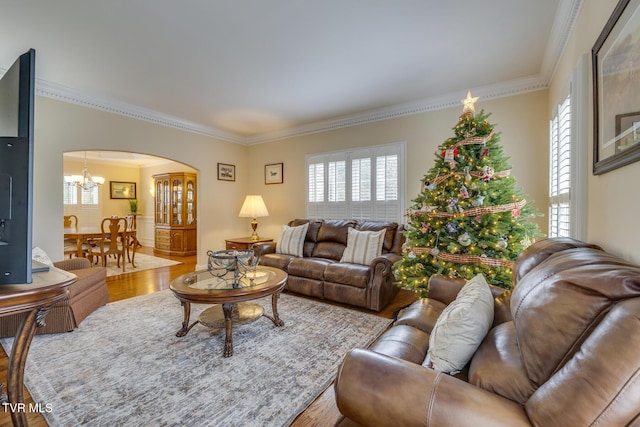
[170,265,287,357]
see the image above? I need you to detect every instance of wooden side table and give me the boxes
[225,237,273,250]
[0,266,76,427]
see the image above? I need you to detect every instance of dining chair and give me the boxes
[64,215,81,258]
[124,214,137,267]
[88,217,127,271]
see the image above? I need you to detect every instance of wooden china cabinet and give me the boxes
[153,172,197,256]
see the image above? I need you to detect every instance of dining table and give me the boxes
[63,225,137,267]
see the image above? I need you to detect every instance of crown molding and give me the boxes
[33,78,244,143]
[2,1,581,146]
[244,74,548,145]
[539,0,584,84]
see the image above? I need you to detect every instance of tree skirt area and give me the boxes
[1,290,391,426]
[104,253,182,277]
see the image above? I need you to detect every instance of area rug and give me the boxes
[1,290,391,426]
[104,253,182,277]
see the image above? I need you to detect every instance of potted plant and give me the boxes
[128,199,138,215]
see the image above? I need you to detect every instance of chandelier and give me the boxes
[65,152,105,190]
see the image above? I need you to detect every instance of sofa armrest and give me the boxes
[253,242,276,257]
[369,253,399,273]
[53,257,92,271]
[335,348,531,427]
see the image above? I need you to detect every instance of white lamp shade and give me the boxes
[239,195,269,218]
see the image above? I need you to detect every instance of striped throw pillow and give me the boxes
[275,223,309,257]
[340,228,386,265]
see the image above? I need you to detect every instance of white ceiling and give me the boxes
[1,1,581,145]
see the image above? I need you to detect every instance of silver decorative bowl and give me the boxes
[206,249,260,288]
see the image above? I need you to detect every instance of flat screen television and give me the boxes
[0,49,35,284]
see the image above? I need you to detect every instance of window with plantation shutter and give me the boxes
[306,142,405,223]
[549,95,571,237]
[63,178,102,226]
[548,55,588,240]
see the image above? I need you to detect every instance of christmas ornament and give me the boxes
[442,148,459,168]
[480,145,489,158]
[497,237,508,249]
[512,196,521,218]
[431,248,440,256]
[481,166,495,182]
[446,222,457,234]
[420,222,430,233]
[425,181,437,191]
[460,185,469,198]
[408,251,416,259]
[458,233,472,246]
[447,198,459,213]
[464,167,472,182]
[472,195,485,207]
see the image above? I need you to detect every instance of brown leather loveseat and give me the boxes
[334,237,640,426]
[0,257,108,337]
[255,219,404,311]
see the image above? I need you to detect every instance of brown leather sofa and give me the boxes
[334,237,640,426]
[0,258,108,337]
[254,219,404,311]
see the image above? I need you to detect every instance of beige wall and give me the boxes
[549,0,640,263]
[40,1,638,268]
[35,97,249,267]
[63,158,141,218]
[247,90,550,242]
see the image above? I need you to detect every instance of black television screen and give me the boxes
[0,49,35,284]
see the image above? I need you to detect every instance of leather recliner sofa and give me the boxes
[254,219,405,311]
[334,237,640,426]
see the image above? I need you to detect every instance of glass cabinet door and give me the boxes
[162,179,170,225]
[172,177,183,225]
[186,179,195,225]
[155,179,163,224]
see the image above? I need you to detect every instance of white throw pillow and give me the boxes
[340,228,386,265]
[275,223,309,257]
[32,246,54,266]
[425,273,494,374]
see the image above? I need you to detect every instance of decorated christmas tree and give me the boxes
[394,92,543,297]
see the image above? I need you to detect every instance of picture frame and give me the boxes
[110,181,136,199]
[592,0,640,174]
[615,111,640,153]
[217,163,235,181]
[265,163,283,184]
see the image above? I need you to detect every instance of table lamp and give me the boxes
[239,195,269,241]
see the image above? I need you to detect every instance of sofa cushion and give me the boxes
[324,262,370,288]
[425,274,494,373]
[317,219,356,245]
[32,246,54,266]
[340,228,385,265]
[469,321,535,403]
[288,257,333,280]
[276,223,309,257]
[289,219,322,257]
[356,221,398,252]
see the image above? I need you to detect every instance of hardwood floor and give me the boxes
[0,246,415,426]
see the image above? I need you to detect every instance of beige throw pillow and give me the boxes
[340,228,386,265]
[425,273,494,374]
[275,223,309,257]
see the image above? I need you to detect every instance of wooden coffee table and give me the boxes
[169,266,287,357]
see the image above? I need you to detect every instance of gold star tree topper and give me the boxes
[461,91,480,114]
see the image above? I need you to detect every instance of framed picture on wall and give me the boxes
[110,181,136,199]
[265,163,283,184]
[217,163,236,181]
[592,0,640,174]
